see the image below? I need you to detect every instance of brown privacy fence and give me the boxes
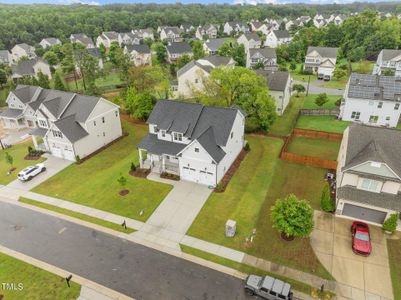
[299,108,340,116]
[279,129,342,170]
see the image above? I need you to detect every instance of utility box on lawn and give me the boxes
[225,219,236,237]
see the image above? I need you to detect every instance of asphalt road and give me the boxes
[0,200,249,300]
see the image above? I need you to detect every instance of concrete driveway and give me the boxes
[293,79,344,96]
[311,211,393,300]
[6,154,72,191]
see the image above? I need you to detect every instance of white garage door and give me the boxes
[199,170,215,186]
[63,149,75,161]
[181,167,196,180]
[51,147,62,158]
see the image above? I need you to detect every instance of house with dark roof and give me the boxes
[0,85,122,161]
[96,31,119,48]
[237,33,261,52]
[256,70,291,115]
[339,73,401,128]
[246,47,277,70]
[118,32,142,46]
[0,50,12,66]
[176,56,235,98]
[124,44,151,66]
[304,46,339,80]
[166,42,193,63]
[70,33,95,49]
[132,28,154,40]
[138,100,245,186]
[336,124,401,226]
[223,21,249,36]
[159,27,183,43]
[203,38,227,55]
[373,49,401,77]
[265,30,292,48]
[195,24,217,40]
[11,43,36,62]
[39,38,61,49]
[11,58,51,80]
[249,21,270,35]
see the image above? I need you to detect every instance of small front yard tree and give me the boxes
[292,84,305,97]
[271,194,314,240]
[382,213,398,233]
[117,173,128,196]
[315,93,329,107]
[5,152,14,171]
[320,184,335,212]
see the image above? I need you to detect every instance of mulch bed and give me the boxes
[160,172,180,181]
[129,168,150,178]
[214,148,249,193]
[119,189,129,196]
[24,154,42,160]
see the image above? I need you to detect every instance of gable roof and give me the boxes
[256,70,290,92]
[196,126,226,163]
[177,56,232,77]
[343,124,401,178]
[167,42,192,55]
[126,44,150,54]
[12,85,42,103]
[12,58,48,77]
[273,30,290,39]
[242,32,261,42]
[381,49,401,61]
[307,46,338,59]
[70,33,94,46]
[204,38,227,52]
[14,43,34,52]
[41,38,60,45]
[249,47,276,59]
[102,31,119,40]
[0,50,10,61]
[53,114,88,143]
[162,26,183,35]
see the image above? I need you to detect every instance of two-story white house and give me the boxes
[118,32,142,46]
[0,85,122,162]
[159,27,183,43]
[336,124,401,226]
[124,44,151,66]
[203,38,227,55]
[223,21,249,36]
[166,42,193,63]
[11,58,52,80]
[303,46,339,80]
[195,25,218,40]
[339,73,401,128]
[176,56,235,98]
[237,33,262,53]
[0,50,12,66]
[96,31,119,48]
[132,28,154,40]
[246,48,277,70]
[11,43,36,62]
[265,30,292,48]
[373,49,401,77]
[70,33,95,49]
[138,100,245,186]
[39,38,62,49]
[249,21,270,35]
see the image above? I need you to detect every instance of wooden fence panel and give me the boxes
[293,128,343,141]
[280,152,337,169]
[299,109,340,116]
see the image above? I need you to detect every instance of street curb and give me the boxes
[0,244,134,300]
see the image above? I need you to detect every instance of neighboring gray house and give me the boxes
[96,31,119,48]
[118,32,142,46]
[373,49,401,77]
[0,85,122,162]
[39,38,62,49]
[249,21,270,35]
[223,21,249,36]
[339,73,401,128]
[138,100,245,186]
[247,47,277,70]
[0,50,12,66]
[124,44,151,66]
[336,124,401,226]
[180,24,195,33]
[304,46,339,80]
[159,27,183,43]
[265,30,292,48]
[257,70,291,115]
[166,42,193,63]
[195,24,218,40]
[11,43,36,62]
[70,33,95,49]
[132,28,154,40]
[11,58,52,80]
[237,32,262,52]
[203,38,227,55]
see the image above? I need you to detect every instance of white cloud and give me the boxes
[234,0,277,5]
[60,0,101,6]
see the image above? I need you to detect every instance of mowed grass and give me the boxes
[296,116,351,133]
[0,252,81,300]
[33,120,172,222]
[321,78,347,89]
[270,95,305,136]
[290,63,318,82]
[187,135,332,279]
[388,239,401,300]
[19,197,135,233]
[351,61,375,74]
[303,94,341,110]
[287,136,340,160]
[0,141,46,185]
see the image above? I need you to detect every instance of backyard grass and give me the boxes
[33,120,173,222]
[66,71,123,92]
[290,63,318,82]
[0,87,10,107]
[0,141,46,185]
[187,135,333,280]
[303,94,341,110]
[287,136,340,160]
[296,116,351,133]
[270,95,305,136]
[19,197,135,233]
[0,252,81,300]
[351,61,375,74]
[388,239,401,300]
[321,78,347,89]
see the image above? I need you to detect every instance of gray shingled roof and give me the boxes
[381,49,401,61]
[249,48,277,59]
[343,124,401,178]
[0,50,10,62]
[102,31,119,40]
[12,85,41,103]
[243,32,261,42]
[338,185,401,211]
[204,38,227,52]
[70,33,94,47]
[138,133,187,156]
[15,43,34,52]
[53,114,88,143]
[177,56,232,77]
[201,55,233,67]
[126,44,150,54]
[0,108,23,118]
[256,70,290,92]
[12,58,48,77]
[163,26,183,35]
[42,38,60,45]
[273,30,290,39]
[307,46,339,59]
[167,42,192,55]
[196,126,226,163]
[347,73,401,102]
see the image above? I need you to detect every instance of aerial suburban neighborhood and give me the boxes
[0,2,401,300]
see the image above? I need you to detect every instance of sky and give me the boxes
[0,0,397,5]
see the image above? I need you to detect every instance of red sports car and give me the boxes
[351,221,372,256]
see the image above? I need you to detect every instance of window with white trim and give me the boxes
[52,130,63,138]
[351,111,360,120]
[161,130,166,137]
[173,132,183,141]
[395,103,400,110]
[360,178,380,192]
[378,101,383,108]
[195,147,199,153]
[102,116,105,123]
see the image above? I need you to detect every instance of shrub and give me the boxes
[271,194,314,238]
[315,93,329,107]
[27,146,33,154]
[292,84,305,95]
[335,98,342,107]
[130,162,136,172]
[216,181,223,192]
[244,142,250,151]
[320,184,335,212]
[382,213,398,233]
[117,174,127,189]
[75,155,81,164]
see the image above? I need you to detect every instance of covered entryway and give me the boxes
[342,203,387,224]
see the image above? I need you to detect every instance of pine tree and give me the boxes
[54,72,66,91]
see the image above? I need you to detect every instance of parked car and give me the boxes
[18,163,46,181]
[323,75,331,81]
[244,274,293,300]
[351,221,372,256]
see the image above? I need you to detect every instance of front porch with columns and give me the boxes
[138,149,179,175]
[29,127,48,151]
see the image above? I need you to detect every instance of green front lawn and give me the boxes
[0,141,46,185]
[290,63,318,82]
[187,135,332,279]
[33,120,172,222]
[351,61,375,74]
[388,239,401,300]
[321,78,347,90]
[296,116,350,133]
[270,95,305,136]
[303,94,341,110]
[0,252,81,300]
[287,136,340,160]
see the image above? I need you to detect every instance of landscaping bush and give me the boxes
[215,181,223,192]
[244,142,250,151]
[28,146,34,154]
[75,155,81,164]
[383,213,399,233]
[315,93,329,107]
[320,184,335,212]
[335,98,342,107]
[130,162,136,172]
[271,194,314,239]
[301,69,313,75]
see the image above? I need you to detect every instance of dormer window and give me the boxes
[195,147,199,153]
[154,125,159,133]
[173,132,183,141]
[161,130,166,137]
[52,130,63,138]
